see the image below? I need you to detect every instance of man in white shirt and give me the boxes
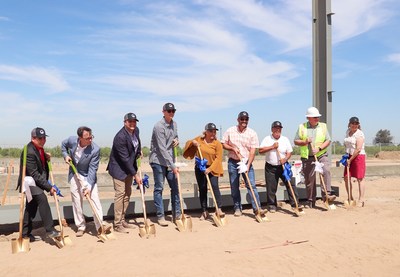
[62,126,111,237]
[259,121,300,213]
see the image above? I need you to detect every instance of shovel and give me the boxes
[175,172,193,232]
[1,160,13,206]
[11,145,30,254]
[48,161,72,248]
[243,172,270,223]
[235,151,269,223]
[174,147,193,232]
[344,165,356,208]
[311,147,333,210]
[275,150,304,216]
[197,146,227,227]
[137,158,156,238]
[69,161,116,242]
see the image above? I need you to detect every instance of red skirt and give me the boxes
[343,154,366,179]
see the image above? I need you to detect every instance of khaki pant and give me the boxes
[71,174,103,231]
[113,176,132,227]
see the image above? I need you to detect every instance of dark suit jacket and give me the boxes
[17,141,52,195]
[107,126,141,181]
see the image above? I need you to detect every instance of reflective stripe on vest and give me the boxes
[298,123,327,158]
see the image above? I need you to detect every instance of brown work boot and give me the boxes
[122,221,136,229]
[114,225,129,233]
[234,209,242,217]
[157,217,169,227]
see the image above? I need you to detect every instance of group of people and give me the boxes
[17,103,366,242]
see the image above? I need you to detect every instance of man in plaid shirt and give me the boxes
[222,111,266,216]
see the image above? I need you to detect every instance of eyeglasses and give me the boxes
[165,109,176,114]
[82,135,94,141]
[239,117,249,121]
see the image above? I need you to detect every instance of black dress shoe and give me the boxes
[47,230,61,238]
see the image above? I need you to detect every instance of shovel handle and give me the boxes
[275,149,300,211]
[47,160,65,235]
[136,158,148,222]
[69,161,104,232]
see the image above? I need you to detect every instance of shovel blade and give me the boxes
[139,221,156,238]
[11,237,30,254]
[62,235,73,246]
[212,213,228,227]
[176,215,193,232]
[255,211,270,223]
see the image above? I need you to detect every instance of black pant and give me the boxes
[22,193,55,236]
[194,167,222,211]
[264,162,299,208]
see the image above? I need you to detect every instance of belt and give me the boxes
[266,162,281,168]
[229,158,241,163]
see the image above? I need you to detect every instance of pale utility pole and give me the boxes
[312,0,334,151]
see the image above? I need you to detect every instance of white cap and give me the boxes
[305,107,321,117]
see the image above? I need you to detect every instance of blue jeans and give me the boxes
[227,158,261,211]
[151,163,181,219]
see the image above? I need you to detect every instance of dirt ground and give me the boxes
[1,173,399,276]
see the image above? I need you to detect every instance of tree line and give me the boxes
[0,129,397,159]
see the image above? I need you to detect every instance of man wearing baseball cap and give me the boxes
[17,127,60,242]
[107,113,142,233]
[294,107,336,208]
[221,111,266,217]
[259,121,301,213]
[149,102,181,226]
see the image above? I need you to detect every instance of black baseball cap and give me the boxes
[124,112,139,122]
[237,111,249,119]
[205,123,219,131]
[271,121,283,128]
[349,116,359,124]
[163,102,176,111]
[31,127,48,138]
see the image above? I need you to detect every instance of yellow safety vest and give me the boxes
[298,122,328,158]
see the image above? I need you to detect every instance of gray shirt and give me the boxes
[149,117,178,169]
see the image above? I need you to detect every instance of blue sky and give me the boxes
[1,0,399,148]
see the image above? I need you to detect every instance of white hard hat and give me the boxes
[305,107,321,117]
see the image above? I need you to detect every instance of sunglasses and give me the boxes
[82,135,94,141]
[239,117,249,121]
[165,109,176,114]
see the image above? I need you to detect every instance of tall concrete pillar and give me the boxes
[312,0,334,149]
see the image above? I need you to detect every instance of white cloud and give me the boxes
[0,65,70,93]
[332,0,393,43]
[387,53,400,64]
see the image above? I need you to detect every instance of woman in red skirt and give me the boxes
[343,116,366,207]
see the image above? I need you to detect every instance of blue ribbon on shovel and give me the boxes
[282,162,293,182]
[340,153,350,166]
[48,181,63,197]
[195,156,208,172]
[135,174,149,193]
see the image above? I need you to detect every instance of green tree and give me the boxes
[373,129,393,145]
